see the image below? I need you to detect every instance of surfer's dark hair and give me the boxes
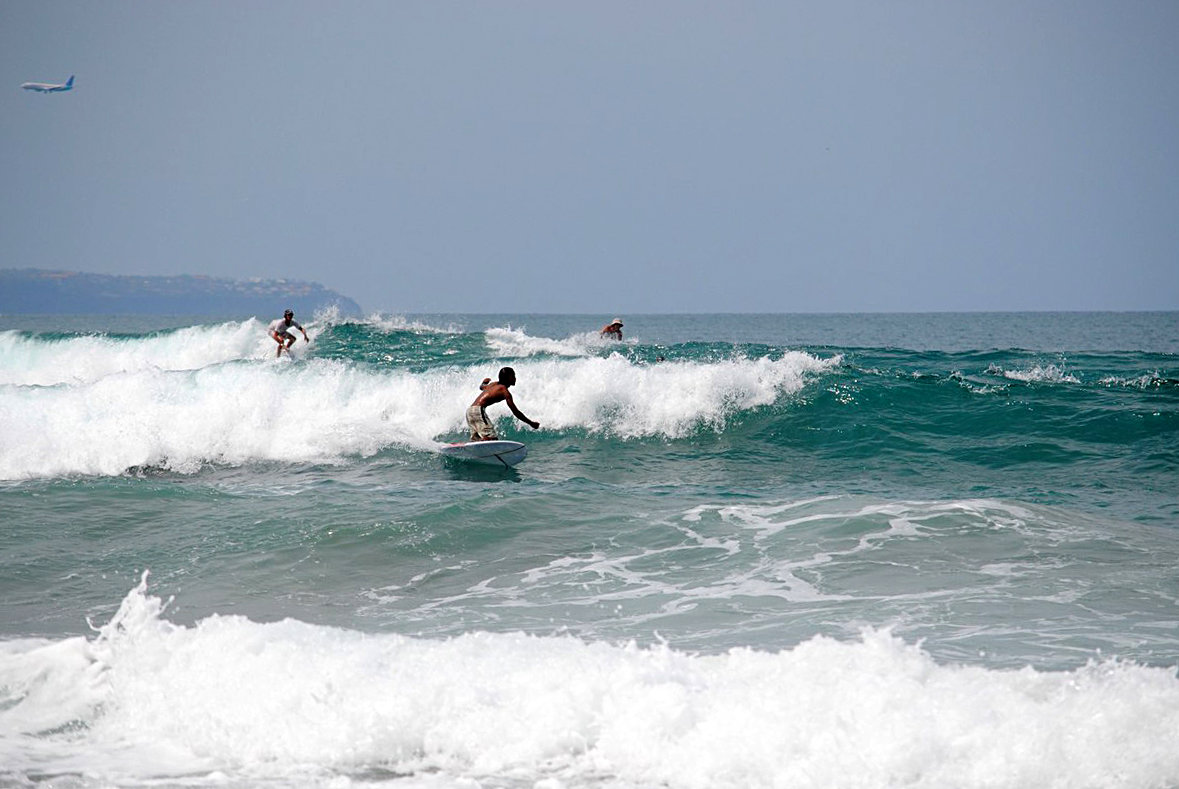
[498,367,515,384]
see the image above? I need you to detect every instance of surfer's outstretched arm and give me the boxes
[504,392,540,430]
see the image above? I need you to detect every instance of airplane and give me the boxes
[21,75,74,94]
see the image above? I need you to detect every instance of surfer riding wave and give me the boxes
[268,309,309,358]
[466,367,540,441]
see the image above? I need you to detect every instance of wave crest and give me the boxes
[0,352,837,479]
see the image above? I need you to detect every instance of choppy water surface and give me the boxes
[1,312,1177,788]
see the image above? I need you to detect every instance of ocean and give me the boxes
[1,311,1177,788]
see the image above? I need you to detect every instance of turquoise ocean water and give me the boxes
[1,311,1177,788]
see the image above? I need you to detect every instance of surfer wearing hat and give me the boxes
[600,317,624,340]
[467,367,540,441]
[268,309,309,357]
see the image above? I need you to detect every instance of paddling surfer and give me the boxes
[467,367,540,441]
[268,309,309,357]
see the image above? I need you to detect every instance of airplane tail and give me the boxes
[65,75,74,88]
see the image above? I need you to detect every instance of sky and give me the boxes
[2,1,1177,314]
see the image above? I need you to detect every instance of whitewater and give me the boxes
[1,311,1177,788]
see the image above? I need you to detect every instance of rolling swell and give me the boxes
[729,348,1178,515]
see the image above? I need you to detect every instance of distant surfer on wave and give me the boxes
[599,317,624,340]
[268,309,309,357]
[467,366,540,441]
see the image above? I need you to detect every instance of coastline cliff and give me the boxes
[0,269,362,316]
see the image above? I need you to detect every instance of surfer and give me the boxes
[268,309,309,357]
[467,367,540,441]
[600,318,624,340]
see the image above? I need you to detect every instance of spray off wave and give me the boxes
[359,312,464,335]
[2,577,1178,789]
[484,326,620,357]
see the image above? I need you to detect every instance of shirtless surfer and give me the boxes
[268,309,309,357]
[466,367,540,441]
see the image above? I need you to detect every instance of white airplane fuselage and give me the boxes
[21,76,74,93]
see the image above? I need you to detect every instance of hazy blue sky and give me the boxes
[3,1,1176,313]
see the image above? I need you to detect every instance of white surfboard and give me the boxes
[438,440,528,467]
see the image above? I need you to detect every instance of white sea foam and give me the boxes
[0,359,454,479]
[695,498,1040,540]
[1099,372,1174,390]
[0,321,294,387]
[988,362,1081,384]
[0,328,836,479]
[524,352,835,438]
[1,577,1177,788]
[484,326,618,357]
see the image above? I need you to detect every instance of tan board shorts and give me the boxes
[466,404,497,440]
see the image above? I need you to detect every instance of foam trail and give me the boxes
[2,579,1178,788]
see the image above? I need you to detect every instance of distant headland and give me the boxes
[0,269,362,316]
